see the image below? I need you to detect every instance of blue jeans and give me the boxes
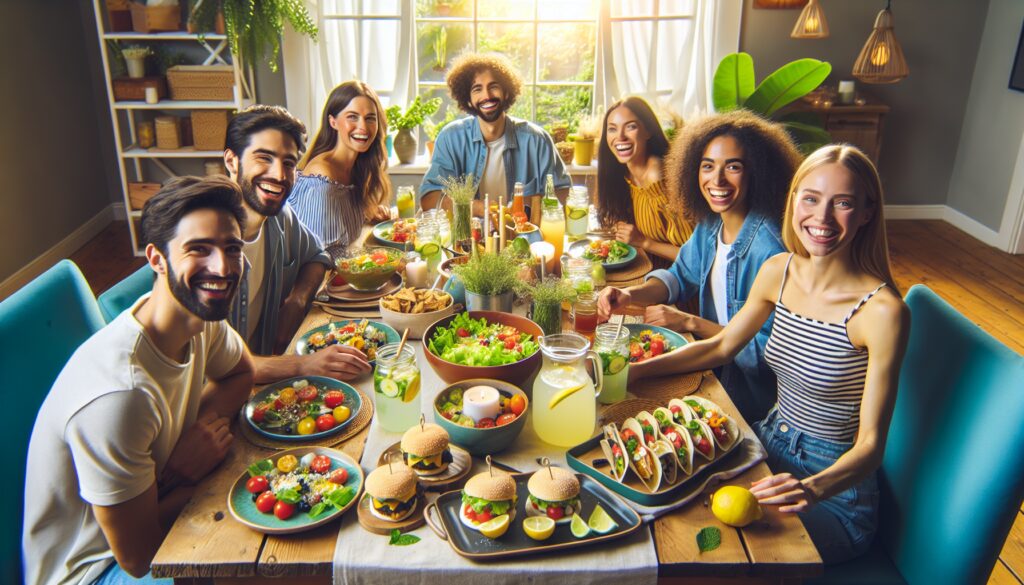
[755,408,880,565]
[93,561,172,585]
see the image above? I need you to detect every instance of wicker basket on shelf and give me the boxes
[155,116,182,149]
[191,110,230,150]
[166,66,235,101]
[112,77,167,101]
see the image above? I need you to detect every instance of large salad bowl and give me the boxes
[422,311,543,386]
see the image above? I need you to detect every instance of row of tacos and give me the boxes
[598,396,741,493]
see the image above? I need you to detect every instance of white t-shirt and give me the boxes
[478,134,508,202]
[243,222,266,341]
[710,229,733,327]
[22,294,244,585]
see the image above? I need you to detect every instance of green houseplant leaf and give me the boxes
[712,52,755,112]
[743,58,832,117]
[190,0,318,72]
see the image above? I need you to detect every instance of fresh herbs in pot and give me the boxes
[523,278,576,335]
[451,250,522,297]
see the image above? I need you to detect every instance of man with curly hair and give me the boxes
[419,52,570,219]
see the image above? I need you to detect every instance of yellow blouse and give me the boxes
[629,179,692,247]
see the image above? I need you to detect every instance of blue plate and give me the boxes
[294,320,401,366]
[227,446,363,534]
[244,376,362,442]
[567,237,638,270]
[372,219,413,249]
[624,323,687,361]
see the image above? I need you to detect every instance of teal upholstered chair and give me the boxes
[809,285,1024,585]
[2,260,105,584]
[97,264,152,322]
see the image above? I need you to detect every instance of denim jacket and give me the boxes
[418,115,571,201]
[645,211,785,422]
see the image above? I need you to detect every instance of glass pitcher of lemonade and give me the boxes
[532,333,604,447]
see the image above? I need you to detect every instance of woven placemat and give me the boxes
[628,369,706,405]
[599,398,664,428]
[237,388,375,450]
[606,248,653,286]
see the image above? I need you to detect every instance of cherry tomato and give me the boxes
[503,338,516,350]
[496,413,517,426]
[475,509,493,523]
[340,324,355,334]
[329,468,349,484]
[273,398,285,410]
[457,327,471,337]
[696,437,712,456]
[296,417,316,435]
[297,386,318,402]
[251,403,269,423]
[316,414,337,432]
[278,387,297,405]
[649,339,665,356]
[669,404,683,416]
[324,390,346,408]
[477,418,496,428]
[277,454,299,473]
[509,394,526,416]
[255,491,277,513]
[464,504,477,521]
[274,500,296,520]
[546,505,565,520]
[333,405,351,423]
[620,429,638,443]
[310,455,332,474]
[246,476,269,494]
[630,345,644,358]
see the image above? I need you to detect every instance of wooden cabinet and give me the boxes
[788,93,890,163]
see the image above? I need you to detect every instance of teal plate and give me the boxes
[228,446,363,534]
[372,219,413,249]
[624,323,687,362]
[244,376,362,442]
[567,237,638,270]
[294,320,401,366]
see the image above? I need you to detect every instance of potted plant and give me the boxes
[188,0,318,72]
[432,27,448,72]
[440,173,475,253]
[571,114,600,166]
[386,95,442,164]
[424,108,457,157]
[452,249,522,313]
[712,52,833,154]
[122,45,152,78]
[522,277,575,336]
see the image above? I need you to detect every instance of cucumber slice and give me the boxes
[378,377,400,398]
[417,242,441,257]
[607,356,627,375]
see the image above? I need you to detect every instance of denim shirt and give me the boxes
[645,211,785,422]
[229,205,332,355]
[418,115,571,201]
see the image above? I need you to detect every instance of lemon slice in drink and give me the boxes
[547,382,587,410]
[522,516,555,541]
[478,514,510,539]
[402,375,420,403]
[570,513,591,539]
[588,504,618,534]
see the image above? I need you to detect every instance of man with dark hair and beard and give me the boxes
[23,176,256,584]
[419,52,570,219]
[223,105,371,383]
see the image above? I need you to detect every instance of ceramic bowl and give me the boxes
[421,310,543,386]
[433,379,529,455]
[378,289,457,340]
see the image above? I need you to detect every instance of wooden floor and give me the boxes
[69,219,1024,582]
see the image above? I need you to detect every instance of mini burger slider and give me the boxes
[401,422,452,476]
[460,470,517,530]
[526,465,581,524]
[364,463,419,522]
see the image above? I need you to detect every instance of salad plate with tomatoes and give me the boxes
[295,319,400,365]
[245,376,363,442]
[372,218,417,248]
[567,237,637,269]
[624,324,687,364]
[228,447,363,535]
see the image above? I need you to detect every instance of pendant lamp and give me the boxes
[791,0,829,39]
[853,0,909,83]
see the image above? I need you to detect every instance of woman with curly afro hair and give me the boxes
[599,110,803,422]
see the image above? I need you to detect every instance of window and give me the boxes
[415,0,598,128]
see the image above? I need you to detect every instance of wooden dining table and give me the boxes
[151,299,822,584]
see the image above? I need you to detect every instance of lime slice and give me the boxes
[478,514,511,539]
[607,356,627,375]
[378,378,400,398]
[417,242,441,257]
[570,513,591,539]
[588,504,618,534]
[522,516,555,541]
[547,382,587,410]
[568,207,588,220]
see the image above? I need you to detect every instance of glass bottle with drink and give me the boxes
[414,213,442,281]
[532,333,604,447]
[573,291,599,341]
[374,343,422,432]
[594,323,630,404]
[511,181,525,217]
[565,185,589,242]
[396,185,415,219]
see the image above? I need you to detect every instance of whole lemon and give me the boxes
[710,486,763,527]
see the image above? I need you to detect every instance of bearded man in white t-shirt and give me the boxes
[22,176,257,585]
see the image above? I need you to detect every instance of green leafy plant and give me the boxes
[432,26,447,70]
[523,277,576,304]
[386,96,443,132]
[189,0,318,72]
[452,249,523,296]
[121,45,152,59]
[712,52,833,154]
[440,173,475,205]
[425,108,458,141]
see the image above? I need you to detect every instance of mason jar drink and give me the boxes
[594,323,630,404]
[396,186,415,219]
[414,214,442,281]
[565,185,589,242]
[373,343,421,432]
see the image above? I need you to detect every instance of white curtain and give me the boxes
[593,0,742,121]
[282,0,418,139]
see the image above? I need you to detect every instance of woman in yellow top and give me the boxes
[596,97,692,267]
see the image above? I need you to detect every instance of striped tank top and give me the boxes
[763,255,887,442]
[287,172,365,261]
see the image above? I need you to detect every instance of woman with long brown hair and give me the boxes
[289,81,393,258]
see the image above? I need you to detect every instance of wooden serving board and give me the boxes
[356,492,426,535]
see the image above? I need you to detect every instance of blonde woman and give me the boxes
[629,145,910,564]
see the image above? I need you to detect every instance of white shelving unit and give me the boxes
[92,0,256,255]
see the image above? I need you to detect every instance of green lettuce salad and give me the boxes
[428,313,539,366]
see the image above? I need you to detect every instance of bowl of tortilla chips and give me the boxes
[378,287,457,339]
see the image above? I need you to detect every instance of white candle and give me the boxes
[838,80,855,104]
[530,241,556,274]
[463,385,500,423]
[483,194,491,252]
[144,86,159,104]
[406,259,428,288]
